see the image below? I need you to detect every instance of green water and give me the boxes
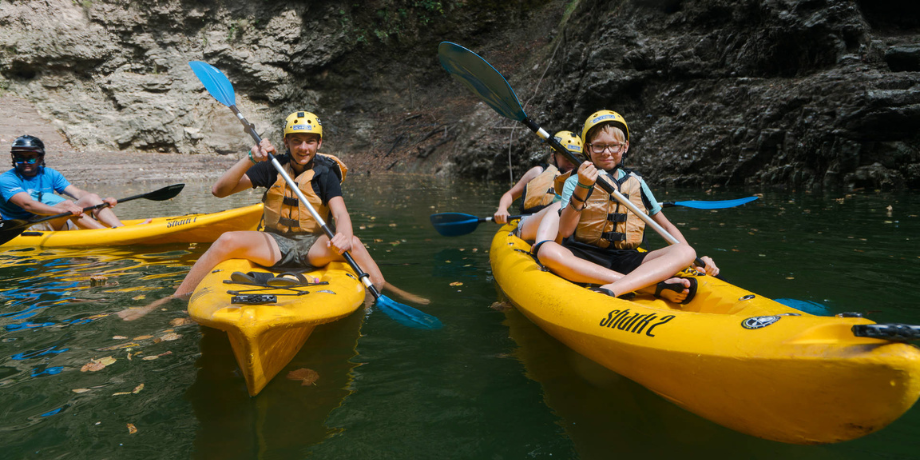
[1,175,919,459]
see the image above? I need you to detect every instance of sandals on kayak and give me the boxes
[654,278,698,305]
[228,271,319,287]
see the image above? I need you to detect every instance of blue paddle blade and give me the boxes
[670,196,759,210]
[430,212,483,237]
[189,61,236,107]
[438,42,527,122]
[375,295,443,329]
[775,298,833,316]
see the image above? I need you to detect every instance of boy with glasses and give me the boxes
[533,111,719,304]
[0,135,124,230]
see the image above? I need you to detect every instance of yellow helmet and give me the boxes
[581,110,629,145]
[283,111,323,138]
[553,130,583,156]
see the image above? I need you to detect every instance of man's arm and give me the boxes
[8,191,83,217]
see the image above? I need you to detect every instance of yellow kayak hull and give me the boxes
[2,204,263,247]
[189,259,365,396]
[490,227,920,444]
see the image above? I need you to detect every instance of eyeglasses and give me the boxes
[13,156,39,165]
[587,143,626,155]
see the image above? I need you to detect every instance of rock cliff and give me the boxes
[1,0,918,189]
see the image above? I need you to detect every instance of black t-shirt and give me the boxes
[245,153,343,205]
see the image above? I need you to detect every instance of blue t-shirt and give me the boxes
[560,169,662,216]
[0,167,71,220]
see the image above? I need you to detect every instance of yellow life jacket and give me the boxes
[573,170,648,250]
[519,165,560,214]
[262,154,348,235]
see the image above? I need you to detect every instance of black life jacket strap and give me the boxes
[601,231,627,242]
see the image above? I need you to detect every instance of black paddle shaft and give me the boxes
[228,106,379,298]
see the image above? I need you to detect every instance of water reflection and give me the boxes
[0,178,918,459]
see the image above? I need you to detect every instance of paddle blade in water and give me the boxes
[775,298,832,316]
[139,184,185,202]
[438,42,526,122]
[189,61,236,107]
[670,197,759,210]
[430,213,483,237]
[0,219,32,246]
[375,295,442,329]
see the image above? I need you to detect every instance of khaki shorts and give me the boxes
[30,219,77,232]
[266,232,320,270]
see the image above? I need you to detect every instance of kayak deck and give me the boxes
[189,259,365,396]
[490,226,920,444]
[1,204,263,247]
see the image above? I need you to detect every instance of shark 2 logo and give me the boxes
[166,216,198,228]
[599,309,675,337]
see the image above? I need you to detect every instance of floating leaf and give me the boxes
[127,423,137,434]
[286,368,319,386]
[112,392,131,396]
[159,332,181,341]
[142,355,159,361]
[98,342,138,351]
[113,336,127,340]
[449,282,463,287]
[72,388,91,394]
[388,223,397,227]
[132,383,144,394]
[132,295,146,301]
[489,302,512,312]
[168,318,194,327]
[133,335,153,340]
[81,356,112,372]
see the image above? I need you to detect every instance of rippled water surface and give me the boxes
[1,175,919,459]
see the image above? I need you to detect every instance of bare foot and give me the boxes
[117,295,173,321]
[383,282,430,305]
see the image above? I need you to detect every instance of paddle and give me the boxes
[438,42,681,246]
[430,212,522,237]
[189,61,441,330]
[432,197,757,237]
[660,196,758,210]
[0,183,185,245]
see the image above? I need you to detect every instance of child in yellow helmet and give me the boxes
[493,130,580,242]
[119,111,424,320]
[534,110,719,304]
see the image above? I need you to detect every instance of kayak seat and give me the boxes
[228,271,321,287]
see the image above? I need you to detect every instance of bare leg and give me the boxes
[538,241,626,285]
[599,244,697,302]
[118,231,281,321]
[519,202,562,243]
[308,235,384,291]
[50,200,105,230]
[74,193,123,228]
[539,240,697,303]
[307,235,429,305]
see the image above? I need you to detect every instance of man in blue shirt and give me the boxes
[1,135,124,231]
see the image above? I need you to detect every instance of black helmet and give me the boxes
[11,135,45,154]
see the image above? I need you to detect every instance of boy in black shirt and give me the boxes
[119,111,413,320]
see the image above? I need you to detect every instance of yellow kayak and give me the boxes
[188,258,365,396]
[1,204,263,247]
[490,226,920,444]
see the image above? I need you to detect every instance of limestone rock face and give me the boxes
[453,0,920,189]
[1,0,918,189]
